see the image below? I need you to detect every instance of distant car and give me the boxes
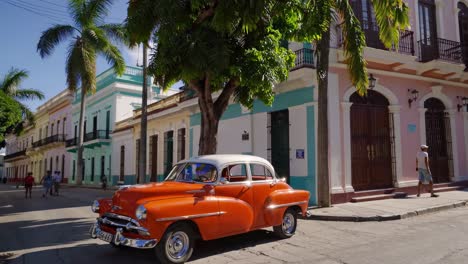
[90,154,310,264]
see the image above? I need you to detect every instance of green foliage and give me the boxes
[0,68,44,125]
[0,90,23,145]
[37,0,126,95]
[128,0,298,109]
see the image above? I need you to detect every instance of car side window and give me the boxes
[221,164,248,183]
[250,164,274,181]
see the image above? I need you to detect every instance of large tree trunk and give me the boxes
[193,76,238,155]
[76,88,86,185]
[138,44,148,184]
[316,28,331,207]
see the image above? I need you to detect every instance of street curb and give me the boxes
[306,200,468,222]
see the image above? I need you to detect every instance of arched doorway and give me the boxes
[350,90,393,191]
[424,98,452,183]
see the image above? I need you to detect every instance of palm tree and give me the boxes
[0,68,44,125]
[303,0,410,206]
[37,0,125,185]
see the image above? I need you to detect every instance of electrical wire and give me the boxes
[0,0,69,23]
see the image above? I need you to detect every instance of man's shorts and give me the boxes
[418,168,433,184]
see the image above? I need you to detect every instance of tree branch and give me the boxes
[193,0,219,26]
[214,77,239,119]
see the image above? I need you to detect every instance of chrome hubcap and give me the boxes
[166,231,190,261]
[282,213,295,234]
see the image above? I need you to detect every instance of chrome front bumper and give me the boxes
[90,222,157,249]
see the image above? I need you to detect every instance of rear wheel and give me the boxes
[273,208,297,238]
[155,223,195,264]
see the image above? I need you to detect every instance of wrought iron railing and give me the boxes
[66,138,77,147]
[84,130,111,142]
[418,37,463,63]
[291,48,315,71]
[4,149,26,160]
[32,134,66,148]
[393,30,415,56]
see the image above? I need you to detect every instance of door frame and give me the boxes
[342,84,403,191]
[418,87,459,181]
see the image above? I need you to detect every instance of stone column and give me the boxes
[341,102,354,192]
[447,109,460,181]
[464,112,468,175]
[388,105,403,186]
[329,73,344,194]
[418,108,427,144]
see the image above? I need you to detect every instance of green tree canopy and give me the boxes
[127,0,301,154]
[0,90,23,147]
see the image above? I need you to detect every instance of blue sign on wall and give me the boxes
[407,124,416,133]
[296,149,305,159]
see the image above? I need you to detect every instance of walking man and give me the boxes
[24,172,35,199]
[41,171,53,198]
[53,171,61,196]
[416,145,439,198]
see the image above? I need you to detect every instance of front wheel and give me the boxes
[155,223,195,264]
[273,208,297,239]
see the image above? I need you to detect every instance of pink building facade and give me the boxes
[329,0,468,202]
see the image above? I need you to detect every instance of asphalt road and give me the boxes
[1,184,468,264]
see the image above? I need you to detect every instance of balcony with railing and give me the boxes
[66,138,77,148]
[417,38,465,64]
[84,130,111,149]
[4,149,26,161]
[32,134,66,149]
[290,48,315,71]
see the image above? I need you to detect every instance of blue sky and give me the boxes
[0,0,148,111]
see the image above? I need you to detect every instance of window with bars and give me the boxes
[177,128,186,161]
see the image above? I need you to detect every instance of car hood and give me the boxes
[110,181,203,216]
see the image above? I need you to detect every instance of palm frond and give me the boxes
[0,68,28,95]
[371,0,410,49]
[13,89,45,101]
[18,102,35,124]
[85,26,125,76]
[65,39,83,92]
[68,0,86,27]
[98,23,129,46]
[37,24,76,58]
[336,0,368,96]
[80,43,97,94]
[84,0,112,24]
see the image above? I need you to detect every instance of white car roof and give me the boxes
[180,154,274,170]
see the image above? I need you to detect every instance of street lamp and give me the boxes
[456,96,468,112]
[368,74,377,90]
[408,89,419,108]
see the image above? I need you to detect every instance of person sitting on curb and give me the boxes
[416,145,439,198]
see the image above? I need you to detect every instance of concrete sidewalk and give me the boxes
[307,189,468,222]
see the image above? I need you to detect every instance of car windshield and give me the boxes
[165,163,218,183]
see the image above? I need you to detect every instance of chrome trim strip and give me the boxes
[185,190,206,194]
[267,201,308,209]
[98,217,148,232]
[155,211,226,222]
[90,222,157,249]
[104,213,140,226]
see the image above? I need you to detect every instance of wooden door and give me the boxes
[270,110,290,183]
[459,3,468,65]
[150,135,158,182]
[418,0,438,62]
[424,98,451,183]
[350,91,393,191]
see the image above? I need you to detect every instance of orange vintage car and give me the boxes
[90,154,310,264]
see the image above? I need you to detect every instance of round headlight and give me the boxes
[91,200,100,213]
[135,205,147,220]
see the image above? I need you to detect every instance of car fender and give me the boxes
[142,196,222,241]
[264,189,310,226]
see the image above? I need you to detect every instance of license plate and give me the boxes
[97,230,114,243]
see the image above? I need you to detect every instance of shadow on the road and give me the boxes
[0,218,94,252]
[2,229,282,263]
[0,187,111,217]
[191,229,281,261]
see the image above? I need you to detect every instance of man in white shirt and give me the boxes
[416,145,438,198]
[53,171,61,196]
